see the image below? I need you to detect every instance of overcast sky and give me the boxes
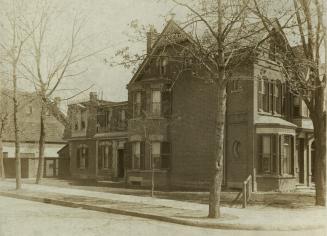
[53,0,179,103]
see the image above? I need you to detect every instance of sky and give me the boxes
[0,0,183,105]
[49,0,180,103]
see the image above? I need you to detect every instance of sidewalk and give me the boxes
[0,180,326,231]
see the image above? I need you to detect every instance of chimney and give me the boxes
[89,92,98,102]
[147,25,158,54]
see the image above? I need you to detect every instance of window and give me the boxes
[274,81,281,114]
[151,90,161,116]
[258,135,277,174]
[157,57,168,75]
[77,145,88,169]
[105,110,112,127]
[231,79,241,92]
[258,79,264,111]
[80,110,87,130]
[132,142,141,169]
[151,142,161,169]
[258,79,285,115]
[133,92,141,118]
[293,96,301,117]
[281,135,293,175]
[98,142,112,169]
[121,110,126,121]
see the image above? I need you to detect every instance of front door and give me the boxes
[117,149,124,178]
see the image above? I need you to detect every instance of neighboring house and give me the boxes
[65,20,315,192]
[0,89,66,178]
[65,92,128,180]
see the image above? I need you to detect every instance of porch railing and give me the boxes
[242,169,256,208]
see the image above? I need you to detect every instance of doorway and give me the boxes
[117,149,125,178]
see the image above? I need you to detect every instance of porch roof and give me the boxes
[255,115,297,128]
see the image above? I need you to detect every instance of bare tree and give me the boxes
[17,1,107,184]
[0,92,9,179]
[250,0,326,206]
[0,0,35,189]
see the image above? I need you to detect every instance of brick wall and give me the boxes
[170,72,217,188]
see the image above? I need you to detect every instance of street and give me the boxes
[0,196,325,236]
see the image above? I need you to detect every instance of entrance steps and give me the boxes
[295,183,315,192]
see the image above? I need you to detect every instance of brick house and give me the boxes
[1,89,66,178]
[65,20,315,192]
[124,20,314,191]
[65,92,128,180]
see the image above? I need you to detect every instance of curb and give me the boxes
[0,191,325,231]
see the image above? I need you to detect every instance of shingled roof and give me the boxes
[1,89,66,143]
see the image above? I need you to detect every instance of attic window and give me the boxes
[157,57,168,76]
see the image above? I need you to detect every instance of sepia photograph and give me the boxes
[0,0,326,235]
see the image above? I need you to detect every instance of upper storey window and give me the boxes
[156,57,168,76]
[151,90,161,116]
[258,79,285,115]
[133,92,142,117]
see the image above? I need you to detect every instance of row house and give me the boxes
[65,20,315,192]
[65,92,128,180]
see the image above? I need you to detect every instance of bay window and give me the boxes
[258,135,277,174]
[258,134,294,176]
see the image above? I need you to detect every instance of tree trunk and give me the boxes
[208,84,227,218]
[36,103,46,184]
[311,85,326,206]
[0,138,5,179]
[13,70,21,190]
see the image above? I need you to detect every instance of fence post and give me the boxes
[252,168,257,192]
[242,181,247,208]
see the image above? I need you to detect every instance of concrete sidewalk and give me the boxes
[0,180,326,231]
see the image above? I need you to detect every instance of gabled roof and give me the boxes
[128,20,195,86]
[1,89,66,143]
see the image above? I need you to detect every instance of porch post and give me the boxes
[95,139,98,179]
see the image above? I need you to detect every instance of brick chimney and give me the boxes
[89,92,98,102]
[147,25,158,54]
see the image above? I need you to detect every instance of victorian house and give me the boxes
[65,20,314,192]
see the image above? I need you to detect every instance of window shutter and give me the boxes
[85,148,89,169]
[141,91,146,116]
[161,142,171,169]
[124,142,132,169]
[140,141,145,169]
[76,148,80,168]
[98,146,102,169]
[161,88,171,118]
